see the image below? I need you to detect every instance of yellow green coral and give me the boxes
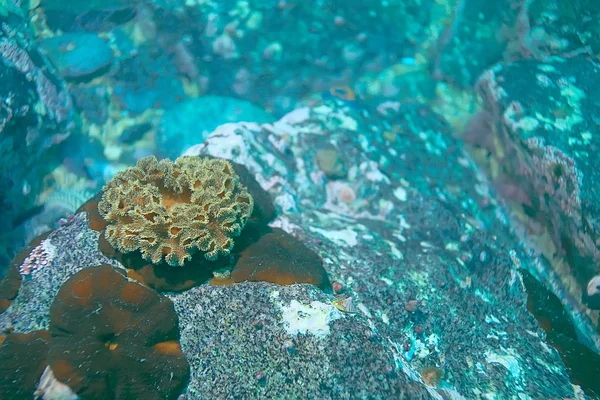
[98,155,254,266]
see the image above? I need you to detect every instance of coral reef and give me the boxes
[99,155,254,266]
[0,98,591,397]
[48,264,189,399]
[3,0,600,397]
[99,234,220,293]
[73,155,277,293]
[76,191,107,232]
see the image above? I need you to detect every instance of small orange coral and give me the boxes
[98,155,254,266]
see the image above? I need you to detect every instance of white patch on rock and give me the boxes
[261,152,276,167]
[274,192,297,213]
[279,107,311,124]
[485,351,521,379]
[183,123,263,173]
[387,241,404,260]
[393,186,407,201]
[269,215,301,234]
[278,299,342,338]
[309,226,358,247]
[587,275,600,296]
[360,161,390,183]
[357,303,372,318]
[380,277,393,285]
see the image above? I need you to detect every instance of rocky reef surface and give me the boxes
[1,99,582,398]
[1,0,600,398]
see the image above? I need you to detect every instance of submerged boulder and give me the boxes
[0,99,585,398]
[472,55,600,354]
[38,33,113,80]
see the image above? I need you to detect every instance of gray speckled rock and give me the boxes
[173,282,431,399]
[183,98,579,398]
[0,99,583,398]
[0,213,119,332]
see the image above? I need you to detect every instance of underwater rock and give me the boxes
[150,0,452,115]
[505,0,600,59]
[112,45,184,115]
[116,122,152,145]
[41,0,136,32]
[474,56,600,343]
[38,33,113,80]
[0,8,74,274]
[69,85,111,125]
[157,96,274,158]
[432,0,600,87]
[174,282,430,399]
[0,100,589,397]
[182,99,586,397]
[430,0,515,87]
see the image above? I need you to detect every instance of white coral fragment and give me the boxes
[279,299,342,338]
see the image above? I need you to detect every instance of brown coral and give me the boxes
[48,265,189,399]
[0,330,51,398]
[231,228,331,290]
[99,233,219,293]
[76,191,106,232]
[98,155,254,266]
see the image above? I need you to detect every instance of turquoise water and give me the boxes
[0,1,599,399]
